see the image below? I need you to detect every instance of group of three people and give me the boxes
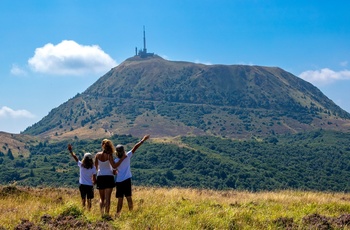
[68,134,150,219]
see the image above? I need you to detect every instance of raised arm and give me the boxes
[108,154,127,168]
[68,144,78,162]
[131,134,150,154]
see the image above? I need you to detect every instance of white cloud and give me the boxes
[0,106,36,119]
[10,64,27,76]
[299,68,350,86]
[28,40,118,76]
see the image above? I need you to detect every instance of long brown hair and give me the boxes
[82,157,94,169]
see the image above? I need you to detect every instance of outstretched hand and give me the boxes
[68,144,73,152]
[68,144,78,162]
[142,134,150,142]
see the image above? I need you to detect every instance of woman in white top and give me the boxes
[95,139,125,219]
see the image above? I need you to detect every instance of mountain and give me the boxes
[23,55,350,139]
[0,132,39,157]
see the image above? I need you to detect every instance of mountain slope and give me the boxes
[23,55,350,139]
[0,132,39,157]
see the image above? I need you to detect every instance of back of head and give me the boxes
[102,139,116,155]
[82,153,94,169]
[116,144,124,158]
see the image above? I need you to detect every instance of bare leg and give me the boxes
[82,198,86,208]
[104,188,113,215]
[116,197,124,218]
[87,199,92,211]
[99,189,106,216]
[126,196,133,211]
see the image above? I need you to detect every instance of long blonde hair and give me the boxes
[102,139,116,155]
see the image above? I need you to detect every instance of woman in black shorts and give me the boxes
[95,139,125,219]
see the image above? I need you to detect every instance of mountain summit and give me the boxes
[23,56,350,139]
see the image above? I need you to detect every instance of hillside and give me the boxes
[0,131,39,157]
[2,130,350,192]
[22,55,350,139]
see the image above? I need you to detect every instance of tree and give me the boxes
[7,149,14,160]
[30,169,35,177]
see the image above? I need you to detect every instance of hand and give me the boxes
[68,144,73,152]
[142,134,150,142]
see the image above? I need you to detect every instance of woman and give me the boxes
[95,139,125,219]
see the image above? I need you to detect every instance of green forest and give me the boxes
[1,129,350,192]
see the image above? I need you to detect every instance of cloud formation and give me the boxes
[299,68,350,85]
[0,106,35,119]
[28,40,117,75]
[10,64,28,76]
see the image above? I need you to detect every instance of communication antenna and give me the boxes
[143,25,147,53]
[136,26,154,58]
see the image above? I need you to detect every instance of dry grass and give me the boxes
[1,185,350,229]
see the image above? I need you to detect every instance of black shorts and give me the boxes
[96,175,115,189]
[115,178,132,198]
[79,184,94,199]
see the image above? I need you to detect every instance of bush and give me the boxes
[60,203,83,218]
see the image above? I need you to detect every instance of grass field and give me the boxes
[1,185,350,229]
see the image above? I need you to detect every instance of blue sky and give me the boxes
[1,0,350,134]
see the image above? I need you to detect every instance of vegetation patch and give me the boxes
[1,186,350,229]
[14,214,113,230]
[0,186,28,198]
[2,130,350,191]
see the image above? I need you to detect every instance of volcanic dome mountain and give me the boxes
[23,55,350,139]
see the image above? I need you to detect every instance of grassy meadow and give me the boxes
[1,185,350,229]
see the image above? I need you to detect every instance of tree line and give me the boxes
[1,130,350,191]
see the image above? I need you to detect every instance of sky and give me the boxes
[1,0,350,134]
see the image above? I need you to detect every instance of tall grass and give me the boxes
[1,185,350,229]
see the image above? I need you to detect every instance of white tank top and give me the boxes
[97,159,113,176]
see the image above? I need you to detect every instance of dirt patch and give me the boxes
[332,214,350,228]
[302,213,331,230]
[14,219,42,230]
[273,213,350,229]
[302,213,350,229]
[14,214,114,230]
[0,186,28,197]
